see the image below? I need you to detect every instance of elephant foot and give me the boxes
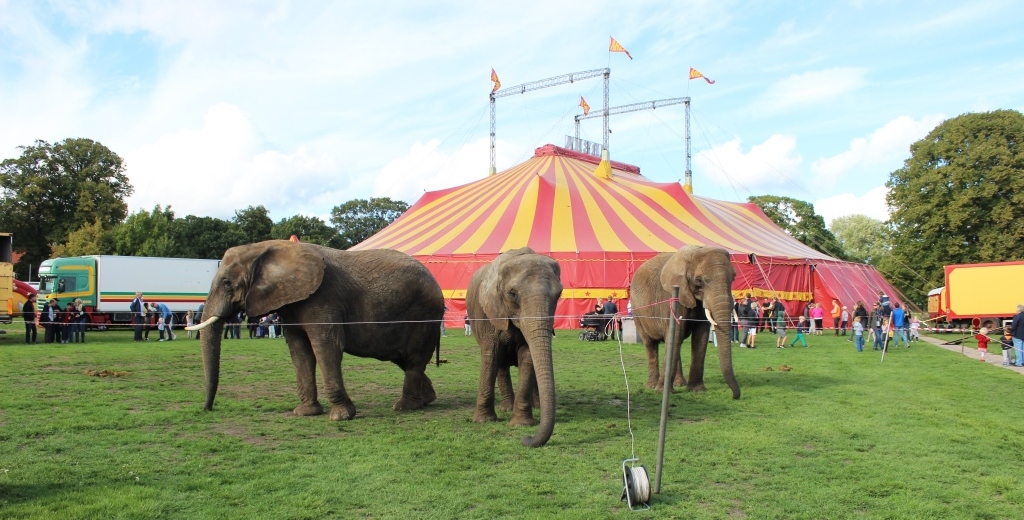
[329,402,357,421]
[509,414,538,427]
[687,383,707,393]
[473,408,498,423]
[645,377,659,389]
[293,401,324,416]
[393,395,426,411]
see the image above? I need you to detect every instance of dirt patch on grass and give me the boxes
[83,369,131,377]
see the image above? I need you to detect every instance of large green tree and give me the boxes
[748,195,847,259]
[51,220,112,258]
[829,215,890,265]
[886,109,1024,303]
[110,205,179,257]
[271,214,339,247]
[330,197,409,249]
[0,138,132,278]
[233,205,273,245]
[172,215,246,259]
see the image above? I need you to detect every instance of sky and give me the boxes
[1,1,1022,228]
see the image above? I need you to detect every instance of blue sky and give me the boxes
[1,1,1022,227]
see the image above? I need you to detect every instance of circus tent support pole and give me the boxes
[603,69,610,152]
[489,93,497,176]
[654,285,680,494]
[683,98,692,193]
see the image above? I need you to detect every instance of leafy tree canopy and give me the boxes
[330,197,409,249]
[271,214,340,247]
[111,205,179,258]
[886,109,1024,303]
[748,195,847,259]
[172,215,246,259]
[233,205,273,245]
[51,220,112,258]
[829,215,890,265]
[0,138,132,278]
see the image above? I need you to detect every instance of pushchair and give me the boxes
[579,312,612,341]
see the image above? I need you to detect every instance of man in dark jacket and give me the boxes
[601,298,619,340]
[130,292,144,341]
[1010,304,1024,367]
[23,294,38,344]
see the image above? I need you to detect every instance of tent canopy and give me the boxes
[355,145,900,328]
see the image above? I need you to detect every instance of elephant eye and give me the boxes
[508,288,518,302]
[694,276,705,287]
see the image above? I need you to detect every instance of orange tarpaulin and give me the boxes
[354,145,901,328]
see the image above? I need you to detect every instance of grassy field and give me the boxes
[1,323,1022,519]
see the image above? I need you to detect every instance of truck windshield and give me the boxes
[38,276,55,294]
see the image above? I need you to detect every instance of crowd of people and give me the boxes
[19,293,90,344]
[730,291,923,352]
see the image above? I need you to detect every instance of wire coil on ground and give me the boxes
[621,460,651,510]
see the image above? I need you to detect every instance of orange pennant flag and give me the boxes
[609,36,632,60]
[490,68,501,93]
[689,67,715,85]
[579,96,590,116]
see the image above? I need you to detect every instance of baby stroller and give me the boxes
[579,312,612,341]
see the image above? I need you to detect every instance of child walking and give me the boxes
[975,327,990,362]
[853,319,865,352]
[790,316,809,348]
[185,310,195,339]
[1000,328,1013,367]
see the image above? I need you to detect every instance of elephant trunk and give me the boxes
[521,310,556,448]
[708,293,740,400]
[201,319,226,411]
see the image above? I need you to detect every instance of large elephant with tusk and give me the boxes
[630,245,741,399]
[188,240,445,420]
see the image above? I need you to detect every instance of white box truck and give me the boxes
[36,255,220,326]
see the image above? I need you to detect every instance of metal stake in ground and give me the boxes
[654,285,680,494]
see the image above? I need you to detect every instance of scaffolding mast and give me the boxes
[489,68,610,175]
[574,96,693,192]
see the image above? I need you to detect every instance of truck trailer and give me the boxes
[36,255,221,326]
[930,261,1024,331]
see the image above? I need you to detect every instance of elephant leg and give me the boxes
[497,366,515,413]
[395,366,430,411]
[669,327,687,389]
[509,348,537,427]
[287,330,323,417]
[644,338,662,389]
[687,322,710,392]
[474,343,500,423]
[421,372,437,406]
[310,330,356,421]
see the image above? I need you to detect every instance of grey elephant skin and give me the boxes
[466,247,563,447]
[631,245,741,399]
[196,240,444,420]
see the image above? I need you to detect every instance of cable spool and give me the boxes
[620,459,651,510]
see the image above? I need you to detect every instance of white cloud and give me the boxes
[755,67,867,115]
[694,134,803,192]
[816,186,890,225]
[811,114,944,183]
[372,138,527,203]
[123,103,345,220]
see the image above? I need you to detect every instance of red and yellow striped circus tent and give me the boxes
[354,144,901,329]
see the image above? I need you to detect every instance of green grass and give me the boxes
[1,323,1022,519]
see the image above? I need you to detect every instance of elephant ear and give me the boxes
[660,247,698,309]
[479,257,512,331]
[245,243,326,317]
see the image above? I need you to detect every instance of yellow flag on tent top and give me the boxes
[609,37,632,60]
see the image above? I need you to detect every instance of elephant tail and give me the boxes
[435,333,441,367]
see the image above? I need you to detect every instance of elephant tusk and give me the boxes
[186,316,219,331]
[703,303,719,329]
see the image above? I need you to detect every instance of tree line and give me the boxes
[0,138,407,280]
[3,109,1023,304]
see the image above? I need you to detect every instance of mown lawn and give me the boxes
[0,324,1022,519]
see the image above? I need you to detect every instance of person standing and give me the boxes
[853,301,868,329]
[974,327,990,362]
[185,310,195,339]
[853,318,865,352]
[130,292,144,341]
[23,294,38,344]
[464,314,471,336]
[840,305,849,337]
[1000,328,1014,367]
[775,306,787,348]
[831,299,842,336]
[156,302,175,341]
[602,298,619,340]
[43,299,58,343]
[746,300,759,348]
[872,303,885,351]
[1010,304,1024,367]
[891,303,908,347]
[61,302,74,344]
[72,298,87,343]
[810,303,825,336]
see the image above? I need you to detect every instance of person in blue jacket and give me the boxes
[156,302,176,341]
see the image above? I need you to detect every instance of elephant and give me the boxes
[630,245,741,399]
[189,240,445,420]
[466,247,563,447]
